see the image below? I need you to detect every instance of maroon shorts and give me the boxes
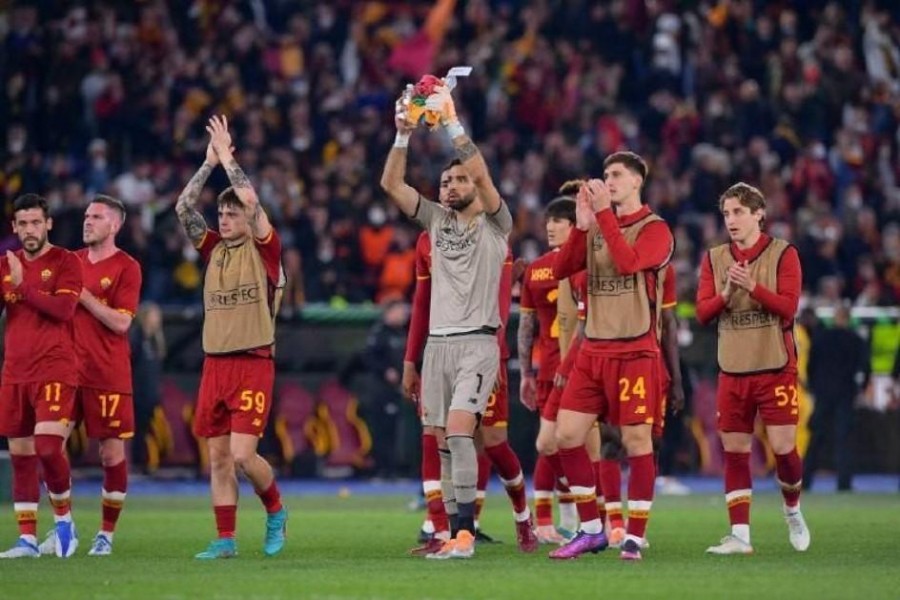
[0,381,76,438]
[536,379,555,414]
[717,371,799,433]
[482,361,509,428]
[559,351,660,427]
[193,355,275,438]
[75,388,135,440]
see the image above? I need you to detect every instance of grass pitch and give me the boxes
[0,491,895,599]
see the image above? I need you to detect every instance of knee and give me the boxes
[231,449,257,471]
[770,439,795,456]
[554,426,581,450]
[99,441,125,467]
[208,445,233,472]
[34,435,63,459]
[720,434,752,454]
[621,426,653,456]
[535,431,557,456]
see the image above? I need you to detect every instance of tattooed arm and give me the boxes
[431,85,503,215]
[222,151,272,240]
[450,134,502,215]
[206,115,273,240]
[517,309,538,410]
[176,161,213,246]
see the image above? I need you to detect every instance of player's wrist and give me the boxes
[444,119,465,139]
[394,131,411,148]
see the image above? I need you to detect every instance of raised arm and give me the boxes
[207,115,272,240]
[176,160,214,246]
[380,89,422,218]
[429,85,502,215]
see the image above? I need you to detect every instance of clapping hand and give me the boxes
[575,183,594,231]
[728,261,756,293]
[206,115,235,162]
[6,251,22,287]
[584,178,611,212]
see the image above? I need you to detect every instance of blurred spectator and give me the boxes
[1,1,898,307]
[130,302,166,473]
[362,300,409,479]
[804,305,870,492]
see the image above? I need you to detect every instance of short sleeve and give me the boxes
[197,229,222,264]
[112,259,142,317]
[486,200,513,235]
[411,196,445,230]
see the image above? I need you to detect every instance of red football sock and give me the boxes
[625,453,655,540]
[101,459,128,532]
[11,454,40,537]
[256,480,283,514]
[485,442,528,517]
[533,454,556,526]
[592,460,607,524]
[775,449,803,509]
[421,433,448,534]
[35,434,72,517]
[557,445,600,529]
[214,505,237,539]
[724,451,752,527]
[599,458,623,529]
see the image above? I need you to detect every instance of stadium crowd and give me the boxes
[2,0,899,310]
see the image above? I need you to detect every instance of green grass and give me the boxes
[0,492,896,599]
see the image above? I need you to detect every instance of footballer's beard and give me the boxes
[447,191,477,212]
[84,229,107,247]
[22,235,47,257]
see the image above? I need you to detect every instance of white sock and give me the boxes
[514,508,531,523]
[580,519,602,534]
[100,530,114,541]
[559,502,579,531]
[732,524,750,544]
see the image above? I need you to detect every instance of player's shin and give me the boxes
[485,442,530,521]
[724,451,752,544]
[625,453,655,542]
[422,434,449,537]
[11,454,40,541]
[438,447,457,527]
[533,454,556,527]
[35,434,73,520]
[446,435,478,535]
[775,449,803,510]
[557,445,602,533]
[101,458,128,536]
[599,459,624,531]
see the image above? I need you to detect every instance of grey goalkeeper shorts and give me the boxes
[420,332,499,428]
